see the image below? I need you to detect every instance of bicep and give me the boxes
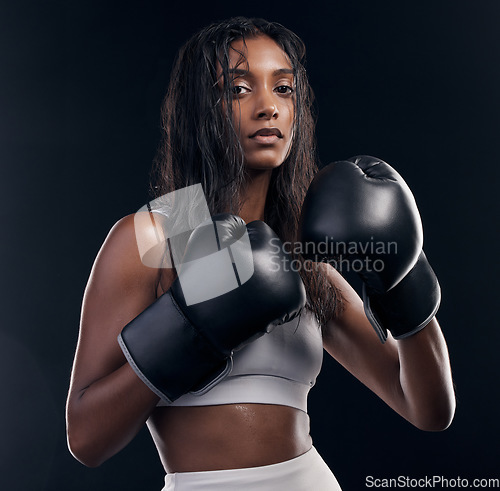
[69,214,173,397]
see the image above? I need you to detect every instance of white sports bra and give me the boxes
[157,310,324,413]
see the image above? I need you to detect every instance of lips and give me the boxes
[250,127,283,138]
[249,127,283,145]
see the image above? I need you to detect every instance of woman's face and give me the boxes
[225,35,295,171]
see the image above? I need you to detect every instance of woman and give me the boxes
[66,17,455,490]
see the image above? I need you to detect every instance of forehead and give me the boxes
[228,35,292,71]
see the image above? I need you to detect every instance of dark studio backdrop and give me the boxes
[1,1,499,489]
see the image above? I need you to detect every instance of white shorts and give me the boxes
[162,446,342,490]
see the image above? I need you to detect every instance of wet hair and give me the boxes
[151,16,342,326]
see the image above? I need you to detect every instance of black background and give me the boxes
[1,1,499,490]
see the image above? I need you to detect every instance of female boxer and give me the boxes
[66,17,455,490]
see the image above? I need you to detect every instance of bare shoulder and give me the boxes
[81,212,165,342]
[89,212,174,298]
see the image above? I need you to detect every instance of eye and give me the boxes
[232,85,250,96]
[275,85,294,95]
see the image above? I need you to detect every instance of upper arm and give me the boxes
[69,213,175,398]
[321,264,404,407]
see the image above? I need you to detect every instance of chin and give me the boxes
[244,161,284,172]
[244,154,288,171]
[242,142,292,172]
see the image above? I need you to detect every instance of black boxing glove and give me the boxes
[118,214,306,402]
[299,155,440,343]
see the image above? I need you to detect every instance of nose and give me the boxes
[254,90,278,120]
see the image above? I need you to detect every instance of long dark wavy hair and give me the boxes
[151,16,342,327]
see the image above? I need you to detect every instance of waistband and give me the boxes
[162,446,342,490]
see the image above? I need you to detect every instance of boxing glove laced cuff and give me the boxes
[362,251,441,343]
[118,290,232,403]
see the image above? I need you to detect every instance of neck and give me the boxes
[239,168,273,223]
